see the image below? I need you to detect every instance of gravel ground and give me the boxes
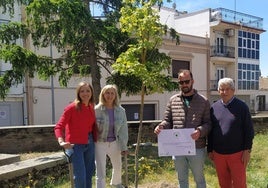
[135,181,177,188]
[19,151,60,160]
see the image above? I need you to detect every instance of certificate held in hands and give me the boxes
[157,128,196,156]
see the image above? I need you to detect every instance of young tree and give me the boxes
[112,0,177,187]
[0,0,127,101]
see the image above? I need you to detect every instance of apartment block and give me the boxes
[158,6,265,113]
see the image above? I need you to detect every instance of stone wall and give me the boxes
[0,118,267,154]
[0,121,160,154]
[0,125,59,154]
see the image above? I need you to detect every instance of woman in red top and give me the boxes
[54,81,97,188]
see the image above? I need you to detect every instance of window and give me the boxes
[238,38,242,47]
[237,62,259,90]
[247,50,251,58]
[242,71,246,80]
[247,71,250,80]
[251,72,255,80]
[243,49,246,58]
[238,30,259,60]
[238,70,242,79]
[217,68,225,81]
[243,39,247,47]
[256,51,259,59]
[216,37,224,54]
[172,60,190,78]
[238,48,242,57]
[252,41,255,49]
[252,51,255,59]
[121,104,156,121]
[247,39,251,48]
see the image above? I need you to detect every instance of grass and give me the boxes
[26,129,268,188]
[247,131,268,187]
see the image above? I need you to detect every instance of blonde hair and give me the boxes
[99,84,119,107]
[74,81,94,110]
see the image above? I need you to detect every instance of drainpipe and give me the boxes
[21,5,34,125]
[206,32,211,100]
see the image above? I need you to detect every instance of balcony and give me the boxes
[211,8,263,30]
[210,45,235,58]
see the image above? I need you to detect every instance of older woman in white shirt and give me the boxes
[95,84,128,188]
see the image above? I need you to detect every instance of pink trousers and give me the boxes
[213,151,247,188]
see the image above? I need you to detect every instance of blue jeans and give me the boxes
[66,134,95,188]
[174,148,206,188]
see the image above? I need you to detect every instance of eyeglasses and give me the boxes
[178,80,191,85]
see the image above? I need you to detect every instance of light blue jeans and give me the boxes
[65,133,95,188]
[174,148,206,188]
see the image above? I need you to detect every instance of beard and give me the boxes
[181,84,193,94]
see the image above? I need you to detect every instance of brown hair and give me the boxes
[178,69,193,79]
[74,81,94,110]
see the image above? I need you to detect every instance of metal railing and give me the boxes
[211,8,263,30]
[210,45,235,58]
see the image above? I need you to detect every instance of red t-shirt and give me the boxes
[54,102,96,144]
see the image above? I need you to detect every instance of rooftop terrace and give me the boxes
[211,8,263,30]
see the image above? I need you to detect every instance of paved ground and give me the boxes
[0,152,65,181]
[253,111,268,117]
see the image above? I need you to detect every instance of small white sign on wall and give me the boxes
[134,112,139,120]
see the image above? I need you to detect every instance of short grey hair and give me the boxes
[218,78,235,90]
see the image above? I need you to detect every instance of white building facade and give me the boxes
[158,6,265,113]
[0,5,26,126]
[0,5,266,125]
[28,32,208,125]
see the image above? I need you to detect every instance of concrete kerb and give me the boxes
[0,152,66,181]
[0,154,20,166]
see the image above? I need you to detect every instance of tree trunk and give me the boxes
[84,0,101,103]
[134,84,145,188]
[88,38,101,103]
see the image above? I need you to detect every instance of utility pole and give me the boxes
[50,43,55,124]
[234,0,237,21]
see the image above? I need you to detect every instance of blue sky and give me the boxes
[164,0,268,77]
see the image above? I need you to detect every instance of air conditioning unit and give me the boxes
[225,29,234,37]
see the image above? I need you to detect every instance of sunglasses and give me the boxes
[178,80,191,85]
